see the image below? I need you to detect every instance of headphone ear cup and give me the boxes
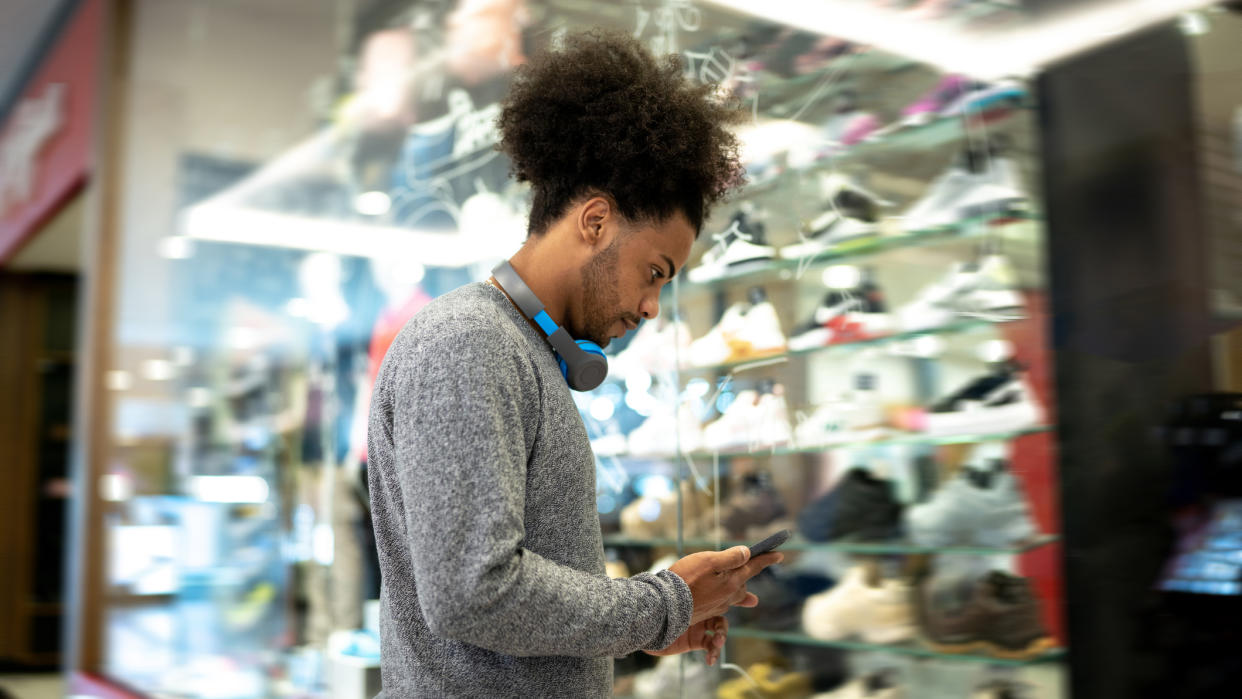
[566,339,608,391]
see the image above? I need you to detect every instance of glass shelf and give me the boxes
[679,318,1004,376]
[678,210,1038,293]
[730,106,1032,205]
[724,628,1065,666]
[593,426,1053,461]
[602,533,1059,556]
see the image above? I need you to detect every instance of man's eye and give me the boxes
[651,267,662,282]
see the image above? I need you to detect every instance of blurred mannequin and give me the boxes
[344,256,431,476]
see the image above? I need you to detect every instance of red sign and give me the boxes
[0,0,101,263]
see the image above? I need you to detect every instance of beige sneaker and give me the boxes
[803,564,916,644]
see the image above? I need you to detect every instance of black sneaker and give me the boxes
[797,467,903,542]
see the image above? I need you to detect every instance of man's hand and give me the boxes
[669,545,783,626]
[645,616,729,666]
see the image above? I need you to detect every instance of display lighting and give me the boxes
[105,370,132,391]
[141,359,174,381]
[978,339,1015,363]
[354,191,392,216]
[187,387,211,408]
[188,475,271,504]
[589,396,616,421]
[158,235,194,260]
[704,0,1218,80]
[822,264,863,290]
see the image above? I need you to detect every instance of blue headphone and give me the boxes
[491,260,608,392]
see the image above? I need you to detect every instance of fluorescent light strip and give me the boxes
[182,204,514,268]
[703,0,1217,79]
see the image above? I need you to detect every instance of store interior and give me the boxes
[2,1,1242,698]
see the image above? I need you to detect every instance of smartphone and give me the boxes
[748,529,792,557]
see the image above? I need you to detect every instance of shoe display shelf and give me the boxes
[724,628,1065,667]
[677,317,1022,376]
[603,426,1052,462]
[730,106,1035,209]
[602,532,1059,556]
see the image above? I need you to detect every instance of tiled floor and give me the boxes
[0,674,64,699]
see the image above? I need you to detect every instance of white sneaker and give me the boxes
[727,299,788,362]
[902,152,1026,232]
[688,303,749,367]
[752,389,794,449]
[794,383,888,447]
[923,368,1043,436]
[611,319,692,379]
[688,212,775,283]
[782,174,886,259]
[802,565,916,644]
[702,390,760,452]
[789,283,893,351]
[627,403,703,457]
[898,255,1025,331]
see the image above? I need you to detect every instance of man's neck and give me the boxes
[505,243,570,328]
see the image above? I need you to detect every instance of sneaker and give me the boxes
[905,445,1037,548]
[940,79,1027,121]
[752,387,795,448]
[901,147,1026,232]
[702,385,793,452]
[811,670,904,699]
[781,175,885,260]
[619,479,713,539]
[713,472,789,540]
[900,74,977,127]
[897,255,1025,331]
[688,302,749,367]
[702,389,761,452]
[717,662,812,699]
[803,565,917,644]
[788,280,892,351]
[627,402,703,457]
[610,319,691,378]
[922,364,1043,436]
[917,570,1056,659]
[688,210,775,283]
[793,374,889,446]
[726,287,788,362]
[734,568,835,631]
[797,467,904,542]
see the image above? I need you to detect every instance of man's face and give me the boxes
[577,212,695,348]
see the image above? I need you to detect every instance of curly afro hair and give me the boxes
[497,29,745,238]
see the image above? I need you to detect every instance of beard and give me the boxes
[578,238,625,347]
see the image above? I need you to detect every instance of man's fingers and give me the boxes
[734,591,759,608]
[738,551,784,579]
[708,545,751,573]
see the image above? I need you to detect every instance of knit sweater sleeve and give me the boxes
[382,326,692,657]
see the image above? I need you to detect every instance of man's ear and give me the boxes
[576,195,616,249]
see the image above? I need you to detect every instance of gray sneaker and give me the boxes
[906,446,1037,548]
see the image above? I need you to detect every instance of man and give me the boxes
[367,30,780,697]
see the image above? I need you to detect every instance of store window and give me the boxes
[82,1,1242,697]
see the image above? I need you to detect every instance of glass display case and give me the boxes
[74,1,1242,697]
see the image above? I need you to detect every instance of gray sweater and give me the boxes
[367,281,693,698]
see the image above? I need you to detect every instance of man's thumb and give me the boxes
[709,545,751,573]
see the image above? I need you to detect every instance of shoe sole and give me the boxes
[922,634,1057,660]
